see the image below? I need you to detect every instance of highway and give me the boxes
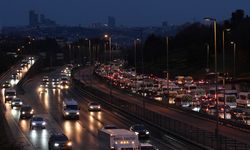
[76,66,250,149]
[0,63,189,149]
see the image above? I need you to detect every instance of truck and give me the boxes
[237,92,250,108]
[98,129,140,150]
[62,99,80,119]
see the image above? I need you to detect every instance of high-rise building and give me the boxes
[108,16,116,28]
[29,10,39,26]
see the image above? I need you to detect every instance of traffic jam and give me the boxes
[1,60,159,150]
[95,59,250,126]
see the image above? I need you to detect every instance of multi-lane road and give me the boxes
[0,62,193,149]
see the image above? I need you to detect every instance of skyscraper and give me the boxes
[108,16,116,28]
[29,10,39,26]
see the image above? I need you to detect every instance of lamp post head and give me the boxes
[225,28,231,32]
[104,34,109,38]
[230,41,235,45]
[203,17,216,22]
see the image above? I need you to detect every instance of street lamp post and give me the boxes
[204,17,219,148]
[231,42,237,78]
[85,38,92,64]
[205,43,210,72]
[222,28,230,120]
[104,34,112,103]
[166,36,169,104]
[222,28,231,74]
[134,38,140,92]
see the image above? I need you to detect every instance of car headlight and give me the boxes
[42,122,46,125]
[76,112,80,115]
[30,109,34,114]
[22,112,25,114]
[32,122,36,125]
[54,143,59,147]
[67,141,72,146]
[146,131,150,134]
[12,102,15,105]
[6,96,9,98]
[90,106,93,109]
[135,132,139,135]
[66,112,69,115]
[20,102,23,105]
[98,106,101,109]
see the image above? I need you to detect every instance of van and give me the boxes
[62,99,80,119]
[4,88,16,103]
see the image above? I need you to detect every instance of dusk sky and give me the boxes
[0,0,250,27]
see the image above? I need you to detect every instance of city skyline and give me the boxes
[0,0,250,27]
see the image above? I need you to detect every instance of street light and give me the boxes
[204,17,219,148]
[85,38,92,64]
[222,28,231,74]
[230,42,236,78]
[134,38,140,92]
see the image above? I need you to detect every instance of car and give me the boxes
[30,116,46,129]
[11,73,19,80]
[20,105,34,119]
[60,82,69,90]
[129,124,150,139]
[43,76,50,85]
[230,108,246,119]
[102,124,118,130]
[48,133,72,150]
[11,98,23,109]
[52,78,60,89]
[28,56,34,61]
[16,69,22,75]
[38,84,48,93]
[88,102,101,111]
[2,81,11,88]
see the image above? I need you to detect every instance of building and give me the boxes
[108,16,116,28]
[29,10,39,26]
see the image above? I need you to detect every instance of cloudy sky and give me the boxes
[0,0,250,27]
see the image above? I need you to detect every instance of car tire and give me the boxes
[11,106,13,109]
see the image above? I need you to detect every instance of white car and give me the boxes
[30,116,46,129]
[88,102,101,111]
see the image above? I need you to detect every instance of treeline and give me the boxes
[126,9,250,78]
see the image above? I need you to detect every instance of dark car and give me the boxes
[230,108,246,119]
[129,124,150,139]
[20,105,34,119]
[11,98,23,109]
[30,116,46,129]
[48,133,72,150]
[2,81,11,88]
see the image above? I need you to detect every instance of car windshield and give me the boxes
[21,106,32,111]
[133,125,145,131]
[33,117,44,121]
[52,135,68,141]
[65,105,78,110]
[13,99,21,102]
[90,103,99,106]
[6,92,16,96]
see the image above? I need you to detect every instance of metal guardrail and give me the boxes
[72,75,250,150]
